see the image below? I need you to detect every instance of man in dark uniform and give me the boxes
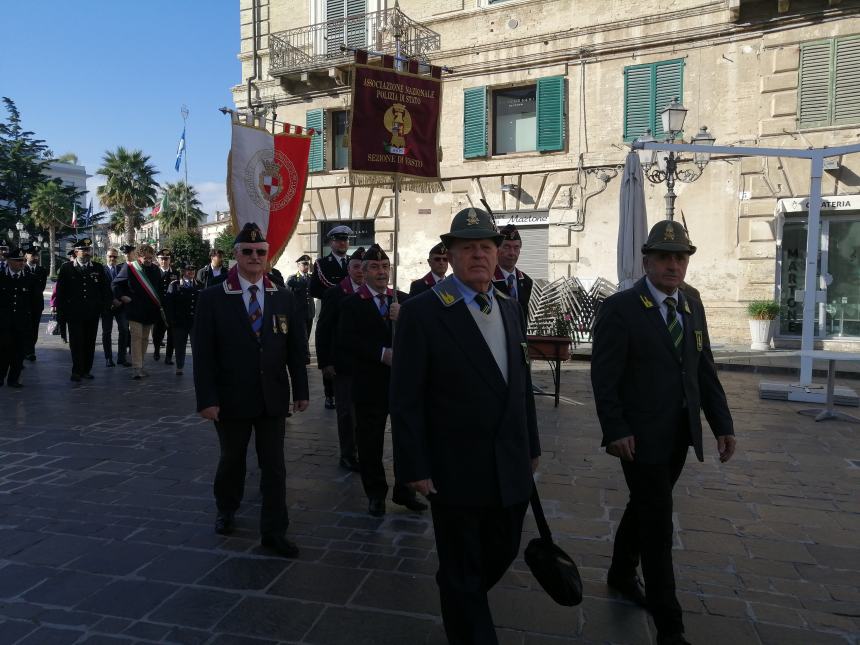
[0,244,8,274]
[337,245,425,517]
[152,248,178,364]
[55,238,113,381]
[193,222,309,558]
[492,224,533,319]
[0,247,43,387]
[392,209,540,643]
[165,263,200,376]
[101,248,130,367]
[591,220,736,645]
[287,254,315,340]
[310,225,352,409]
[409,242,448,296]
[196,248,228,288]
[23,247,48,361]
[316,247,365,471]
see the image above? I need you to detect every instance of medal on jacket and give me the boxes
[521,342,531,365]
[694,330,703,351]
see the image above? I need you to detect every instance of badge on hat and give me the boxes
[296,254,311,263]
[349,247,366,262]
[327,225,354,240]
[73,238,93,250]
[363,244,389,262]
[234,222,267,245]
[499,224,521,242]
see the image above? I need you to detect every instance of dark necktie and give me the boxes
[248,285,262,336]
[475,292,492,315]
[376,293,389,318]
[340,257,347,271]
[506,273,517,299]
[665,296,683,357]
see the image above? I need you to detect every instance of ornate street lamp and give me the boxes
[634,97,715,220]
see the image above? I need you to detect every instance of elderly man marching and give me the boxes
[591,220,736,645]
[409,242,448,296]
[193,223,309,558]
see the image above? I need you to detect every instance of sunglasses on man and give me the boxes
[240,248,268,257]
[107,255,118,259]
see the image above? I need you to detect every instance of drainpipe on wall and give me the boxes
[246,0,259,112]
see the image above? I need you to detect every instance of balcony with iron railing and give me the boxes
[269,6,440,84]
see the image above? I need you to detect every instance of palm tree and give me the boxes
[157,181,206,233]
[28,180,73,277]
[96,147,158,244]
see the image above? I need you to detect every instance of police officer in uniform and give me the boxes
[287,254,315,340]
[0,247,43,387]
[409,242,448,296]
[391,209,540,643]
[153,249,178,363]
[337,244,426,517]
[55,238,113,381]
[315,247,365,470]
[165,263,200,375]
[492,224,533,319]
[591,220,736,645]
[193,223,309,558]
[23,247,48,361]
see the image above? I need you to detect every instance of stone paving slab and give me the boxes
[0,327,857,643]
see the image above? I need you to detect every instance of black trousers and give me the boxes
[0,330,25,385]
[67,317,100,376]
[611,427,690,635]
[214,416,288,537]
[172,326,191,369]
[152,318,173,360]
[28,310,42,356]
[334,373,356,459]
[101,309,129,362]
[431,501,528,645]
[354,400,410,501]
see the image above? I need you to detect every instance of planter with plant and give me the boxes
[747,299,780,351]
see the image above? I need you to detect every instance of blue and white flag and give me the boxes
[174,128,186,171]
[80,200,94,226]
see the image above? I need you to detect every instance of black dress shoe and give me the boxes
[214,512,235,535]
[106,359,116,367]
[26,354,36,362]
[119,360,132,367]
[261,535,300,558]
[607,571,648,608]
[338,456,361,472]
[657,633,691,645]
[324,396,336,410]
[164,358,174,365]
[7,382,22,388]
[70,373,82,382]
[368,498,386,517]
[392,494,428,513]
[153,350,161,361]
[82,373,94,380]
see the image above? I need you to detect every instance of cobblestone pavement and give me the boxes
[0,328,857,644]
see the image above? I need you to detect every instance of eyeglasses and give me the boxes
[430,256,447,261]
[240,248,268,257]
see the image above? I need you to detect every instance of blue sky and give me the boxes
[1,0,240,219]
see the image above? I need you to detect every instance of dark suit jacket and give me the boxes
[55,261,112,322]
[309,253,348,299]
[336,285,407,404]
[391,278,540,508]
[112,262,164,325]
[192,268,309,420]
[315,277,357,373]
[196,264,228,289]
[492,266,533,319]
[590,276,733,464]
[409,271,443,296]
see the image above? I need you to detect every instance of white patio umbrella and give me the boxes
[617,151,648,290]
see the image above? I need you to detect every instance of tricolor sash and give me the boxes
[128,260,167,324]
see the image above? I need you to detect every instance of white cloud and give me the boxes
[195,181,228,221]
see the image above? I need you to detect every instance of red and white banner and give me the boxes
[227,121,312,264]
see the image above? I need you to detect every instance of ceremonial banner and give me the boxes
[227,121,312,264]
[349,61,442,192]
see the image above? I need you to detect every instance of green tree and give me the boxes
[56,152,79,165]
[213,225,236,260]
[0,97,52,228]
[96,147,159,245]
[165,229,211,267]
[28,179,74,277]
[157,181,206,233]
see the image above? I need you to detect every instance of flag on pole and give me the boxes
[151,193,168,219]
[71,203,77,228]
[227,119,312,264]
[80,200,94,227]
[174,128,186,172]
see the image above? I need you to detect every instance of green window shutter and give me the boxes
[623,65,653,141]
[537,76,565,152]
[799,41,833,129]
[306,108,325,173]
[346,0,366,49]
[463,86,487,159]
[653,59,684,139]
[833,36,860,125]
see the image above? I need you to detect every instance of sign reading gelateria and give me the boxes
[494,211,550,228]
[778,195,860,212]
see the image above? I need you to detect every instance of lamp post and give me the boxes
[634,98,715,220]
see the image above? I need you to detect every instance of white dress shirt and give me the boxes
[238,273,265,318]
[645,277,683,330]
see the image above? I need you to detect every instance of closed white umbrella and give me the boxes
[617,151,648,290]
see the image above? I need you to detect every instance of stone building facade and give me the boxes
[232,0,860,345]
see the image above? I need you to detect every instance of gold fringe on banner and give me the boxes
[349,172,444,193]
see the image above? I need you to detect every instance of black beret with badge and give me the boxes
[641,220,696,255]
[441,208,503,247]
[234,222,267,244]
[429,242,447,256]
[349,246,366,262]
[499,224,521,242]
[363,244,389,262]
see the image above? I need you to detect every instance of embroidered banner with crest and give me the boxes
[227,120,312,264]
[349,53,443,192]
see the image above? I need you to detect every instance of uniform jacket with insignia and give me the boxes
[55,260,112,322]
[0,270,43,334]
[192,267,309,419]
[287,271,315,321]
[158,267,180,298]
[492,266,533,320]
[315,277,358,373]
[390,277,540,508]
[24,264,48,295]
[309,252,349,299]
[165,278,201,329]
[409,271,445,296]
[112,262,164,325]
[590,276,734,464]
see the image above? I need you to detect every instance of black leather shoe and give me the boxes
[26,354,36,362]
[607,571,648,608]
[153,350,161,361]
[7,382,22,388]
[70,373,82,382]
[657,633,691,645]
[368,498,386,517]
[324,396,336,410]
[214,512,235,535]
[106,359,115,367]
[339,456,360,472]
[261,535,300,558]
[82,373,94,380]
[393,494,428,513]
[119,360,132,367]
[164,358,174,365]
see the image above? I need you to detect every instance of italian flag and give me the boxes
[151,193,168,219]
